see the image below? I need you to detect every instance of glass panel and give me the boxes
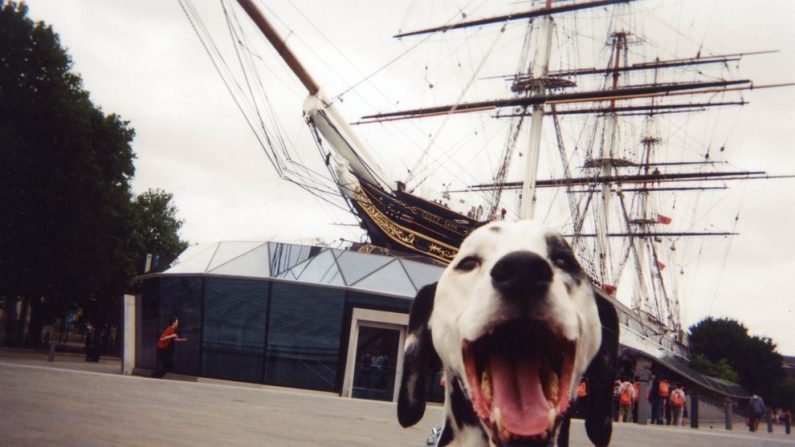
[207,241,266,271]
[166,243,217,273]
[265,282,344,391]
[137,278,160,369]
[335,251,392,285]
[347,291,412,314]
[269,243,318,277]
[354,261,416,297]
[401,259,444,291]
[352,326,400,401]
[212,243,270,278]
[202,278,269,382]
[158,277,203,376]
[283,250,342,285]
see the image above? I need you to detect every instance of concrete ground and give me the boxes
[0,348,793,447]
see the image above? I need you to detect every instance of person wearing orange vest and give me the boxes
[151,317,187,378]
[632,377,641,423]
[617,378,636,422]
[670,384,687,426]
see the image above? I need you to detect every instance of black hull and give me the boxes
[348,179,483,264]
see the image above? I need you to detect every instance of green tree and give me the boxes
[689,353,740,383]
[1,1,136,344]
[689,317,784,401]
[772,378,795,412]
[131,189,189,274]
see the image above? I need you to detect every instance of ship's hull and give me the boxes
[348,178,483,264]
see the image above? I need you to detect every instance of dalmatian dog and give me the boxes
[398,220,619,447]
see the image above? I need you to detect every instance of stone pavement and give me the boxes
[0,348,792,446]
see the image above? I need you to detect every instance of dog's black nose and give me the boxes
[491,251,553,296]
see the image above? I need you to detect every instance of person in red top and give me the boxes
[151,317,187,378]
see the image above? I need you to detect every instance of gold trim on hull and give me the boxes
[352,188,458,264]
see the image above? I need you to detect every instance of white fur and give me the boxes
[429,220,602,408]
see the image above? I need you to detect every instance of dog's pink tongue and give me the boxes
[490,351,551,437]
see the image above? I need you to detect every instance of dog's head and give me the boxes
[398,220,618,447]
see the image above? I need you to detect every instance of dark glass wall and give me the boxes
[158,277,203,376]
[264,282,344,391]
[136,274,422,398]
[137,279,161,369]
[202,278,269,382]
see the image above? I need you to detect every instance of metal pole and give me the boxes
[236,0,320,95]
[725,401,733,430]
[689,392,699,429]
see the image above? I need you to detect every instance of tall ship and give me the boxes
[180,0,789,384]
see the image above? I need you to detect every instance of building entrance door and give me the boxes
[351,326,400,401]
[341,309,407,401]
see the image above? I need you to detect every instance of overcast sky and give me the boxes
[22,0,795,355]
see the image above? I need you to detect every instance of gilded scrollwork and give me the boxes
[352,188,458,263]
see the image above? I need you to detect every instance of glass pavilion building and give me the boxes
[126,240,746,411]
[128,241,445,402]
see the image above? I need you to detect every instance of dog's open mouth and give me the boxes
[462,320,575,446]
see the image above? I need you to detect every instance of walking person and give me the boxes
[632,377,640,422]
[657,376,670,424]
[670,384,686,426]
[84,322,100,362]
[748,394,766,432]
[617,378,636,422]
[151,317,187,378]
[649,373,660,424]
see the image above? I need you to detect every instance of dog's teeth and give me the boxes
[493,407,511,441]
[544,371,559,403]
[481,370,492,401]
[548,408,556,430]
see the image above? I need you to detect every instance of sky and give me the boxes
[21,1,795,355]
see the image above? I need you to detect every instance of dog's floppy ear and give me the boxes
[397,282,441,427]
[584,289,620,447]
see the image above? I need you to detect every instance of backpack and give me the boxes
[658,380,670,397]
[671,390,684,408]
[619,384,632,406]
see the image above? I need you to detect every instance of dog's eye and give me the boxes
[455,255,481,272]
[551,253,579,273]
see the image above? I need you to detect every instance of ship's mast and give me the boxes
[518,0,554,219]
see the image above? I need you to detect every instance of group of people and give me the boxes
[574,374,688,426]
[648,374,688,426]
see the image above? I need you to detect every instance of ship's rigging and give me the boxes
[179,0,793,350]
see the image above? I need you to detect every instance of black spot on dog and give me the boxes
[438,418,454,446]
[489,225,502,233]
[545,234,584,283]
[398,283,441,428]
[450,378,480,428]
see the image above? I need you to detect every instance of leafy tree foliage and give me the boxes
[772,378,795,412]
[689,317,784,401]
[0,2,188,346]
[132,189,189,274]
[689,353,740,383]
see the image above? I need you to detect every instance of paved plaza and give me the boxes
[0,349,792,447]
